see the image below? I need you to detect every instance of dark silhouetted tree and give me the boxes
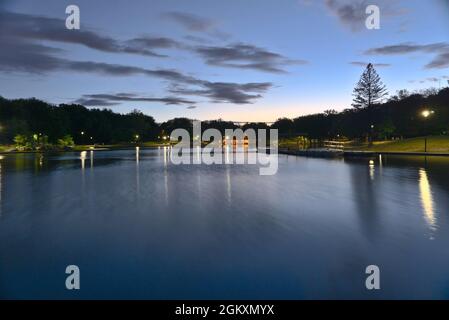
[352,63,388,109]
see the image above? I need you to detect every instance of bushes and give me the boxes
[57,135,75,148]
[13,133,73,151]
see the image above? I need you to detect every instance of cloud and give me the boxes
[183,35,212,44]
[409,76,449,84]
[194,43,306,73]
[0,16,199,82]
[0,36,272,104]
[426,52,449,69]
[75,82,273,106]
[73,98,117,107]
[0,37,200,83]
[125,36,183,50]
[163,11,215,31]
[0,10,170,57]
[364,42,449,55]
[75,93,196,106]
[350,61,391,67]
[364,42,449,69]
[426,77,439,82]
[0,7,275,105]
[325,0,369,31]
[169,81,273,104]
[67,61,200,83]
[163,11,231,40]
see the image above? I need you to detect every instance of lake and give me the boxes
[1,148,449,299]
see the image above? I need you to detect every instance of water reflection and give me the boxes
[369,160,375,180]
[419,168,436,232]
[226,166,232,204]
[379,154,383,173]
[80,151,87,169]
[225,145,230,164]
[164,148,169,205]
[349,158,381,240]
[1,151,449,299]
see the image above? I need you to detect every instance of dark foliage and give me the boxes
[0,97,158,144]
[272,87,449,139]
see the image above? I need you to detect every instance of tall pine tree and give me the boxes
[352,63,388,109]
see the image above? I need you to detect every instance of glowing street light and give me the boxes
[421,109,435,152]
[421,109,434,118]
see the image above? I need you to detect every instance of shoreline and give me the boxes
[278,148,449,158]
[0,144,171,155]
[3,144,449,158]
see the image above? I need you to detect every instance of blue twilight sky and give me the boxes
[1,0,449,122]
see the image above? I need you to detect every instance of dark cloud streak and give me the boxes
[195,43,307,73]
[169,82,272,104]
[350,61,391,67]
[162,11,231,40]
[0,10,170,57]
[75,93,196,106]
[364,42,449,69]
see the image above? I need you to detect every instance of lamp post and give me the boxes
[421,109,435,152]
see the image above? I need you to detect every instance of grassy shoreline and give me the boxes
[279,135,449,154]
[0,142,172,154]
[346,136,449,153]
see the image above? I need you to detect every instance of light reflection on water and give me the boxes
[0,150,449,299]
[419,168,436,232]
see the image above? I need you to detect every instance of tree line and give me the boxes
[272,87,449,140]
[1,64,448,147]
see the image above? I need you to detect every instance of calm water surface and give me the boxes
[1,148,449,299]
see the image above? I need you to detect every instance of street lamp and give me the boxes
[421,110,434,118]
[421,109,435,152]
